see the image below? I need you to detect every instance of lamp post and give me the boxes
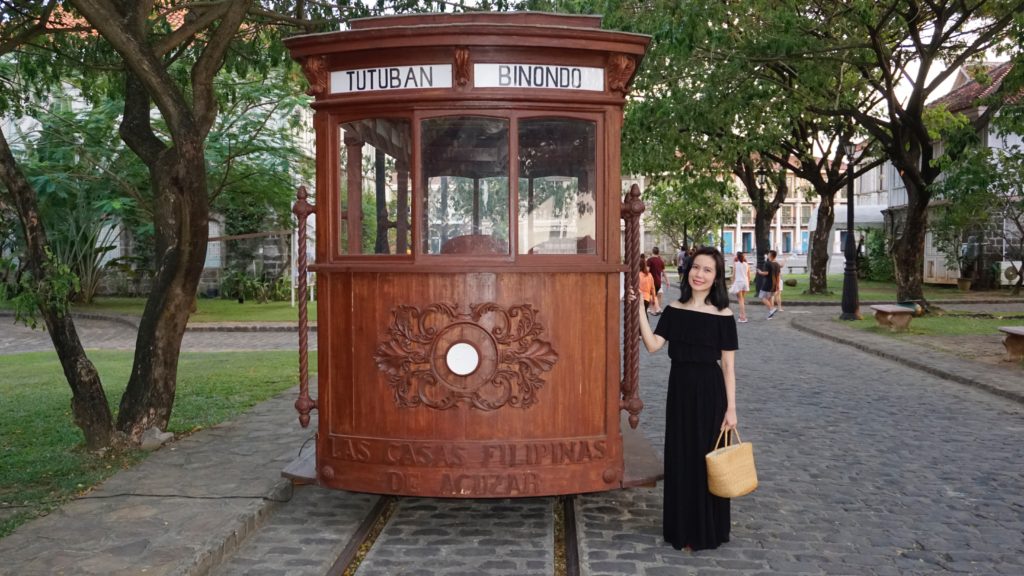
[840,142,861,320]
[756,167,768,269]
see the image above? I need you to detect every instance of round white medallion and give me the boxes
[446,342,480,376]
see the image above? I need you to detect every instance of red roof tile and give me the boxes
[930,61,1016,113]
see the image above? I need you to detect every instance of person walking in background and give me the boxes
[728,251,750,323]
[631,246,738,550]
[756,250,780,319]
[774,255,787,312]
[770,254,786,311]
[648,247,666,315]
[638,257,657,314]
[677,244,689,283]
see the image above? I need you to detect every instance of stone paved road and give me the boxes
[577,310,1024,576]
[357,498,554,575]
[210,486,378,576]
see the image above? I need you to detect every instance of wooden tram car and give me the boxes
[285,13,654,498]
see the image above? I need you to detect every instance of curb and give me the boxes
[791,317,1024,405]
[185,324,317,333]
[184,479,294,576]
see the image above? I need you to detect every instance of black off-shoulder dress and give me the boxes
[653,306,739,551]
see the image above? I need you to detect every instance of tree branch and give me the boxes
[0,0,58,55]
[191,0,250,138]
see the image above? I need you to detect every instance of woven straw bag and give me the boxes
[705,428,758,498]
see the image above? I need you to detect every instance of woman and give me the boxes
[634,246,738,551]
[638,257,657,313]
[729,251,750,323]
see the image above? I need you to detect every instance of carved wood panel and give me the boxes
[375,302,558,411]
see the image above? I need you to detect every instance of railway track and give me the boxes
[321,494,580,576]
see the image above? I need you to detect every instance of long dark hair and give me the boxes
[679,246,730,310]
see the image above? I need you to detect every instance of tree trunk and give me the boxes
[807,195,836,294]
[64,0,247,444]
[754,210,773,269]
[891,189,929,302]
[0,129,116,450]
[116,147,209,442]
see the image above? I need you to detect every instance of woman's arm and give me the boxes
[635,292,666,353]
[720,349,737,430]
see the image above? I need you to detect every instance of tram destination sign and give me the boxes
[474,63,604,91]
[331,64,453,93]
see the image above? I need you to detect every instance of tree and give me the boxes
[610,0,887,291]
[812,0,1023,302]
[1,1,446,448]
[1,0,116,449]
[644,173,740,248]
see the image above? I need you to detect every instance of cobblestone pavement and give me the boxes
[357,498,554,575]
[577,308,1024,576]
[210,486,378,576]
[0,314,310,354]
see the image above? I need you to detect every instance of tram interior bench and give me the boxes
[870,304,915,332]
[998,326,1024,361]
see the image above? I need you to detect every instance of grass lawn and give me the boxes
[847,309,1024,336]
[0,349,316,539]
[773,274,1018,302]
[70,297,317,323]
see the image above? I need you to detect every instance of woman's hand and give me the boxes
[626,287,639,304]
[721,408,737,430]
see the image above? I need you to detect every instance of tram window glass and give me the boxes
[338,119,412,255]
[421,117,510,255]
[518,118,596,254]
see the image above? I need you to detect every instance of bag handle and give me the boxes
[713,428,742,450]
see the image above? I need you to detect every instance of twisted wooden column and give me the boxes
[620,183,645,429]
[293,186,317,427]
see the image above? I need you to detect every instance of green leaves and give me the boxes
[644,173,740,246]
[9,246,80,329]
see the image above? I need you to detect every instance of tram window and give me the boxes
[338,119,412,255]
[421,117,510,255]
[518,118,597,255]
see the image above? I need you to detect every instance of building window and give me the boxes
[781,205,795,226]
[740,207,754,225]
[800,205,812,225]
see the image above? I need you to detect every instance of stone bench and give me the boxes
[998,326,1024,362]
[786,265,808,274]
[869,304,915,332]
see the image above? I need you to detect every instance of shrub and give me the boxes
[863,229,895,282]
